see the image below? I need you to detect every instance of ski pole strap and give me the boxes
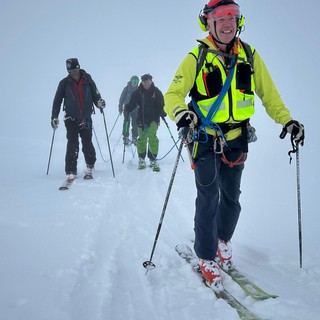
[288,135,299,164]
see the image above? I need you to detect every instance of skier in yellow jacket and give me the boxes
[164,0,304,289]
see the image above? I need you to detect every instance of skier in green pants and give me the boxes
[125,74,166,171]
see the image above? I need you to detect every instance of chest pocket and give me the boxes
[236,63,253,93]
[202,63,223,97]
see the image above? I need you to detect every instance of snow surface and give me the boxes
[1,0,320,319]
[1,115,319,320]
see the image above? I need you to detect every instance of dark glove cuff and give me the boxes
[284,120,295,128]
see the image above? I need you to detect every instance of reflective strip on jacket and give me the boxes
[164,37,292,127]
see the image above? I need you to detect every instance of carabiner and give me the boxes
[213,136,225,154]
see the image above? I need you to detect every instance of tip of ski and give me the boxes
[58,174,94,190]
[59,186,70,191]
[58,179,74,190]
[221,265,279,300]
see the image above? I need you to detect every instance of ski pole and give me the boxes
[284,133,304,268]
[122,119,129,164]
[162,117,185,162]
[100,109,115,178]
[108,112,120,139]
[46,129,56,175]
[295,144,303,268]
[93,127,108,162]
[143,130,187,272]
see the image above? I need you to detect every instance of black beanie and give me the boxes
[141,73,152,81]
[66,58,80,72]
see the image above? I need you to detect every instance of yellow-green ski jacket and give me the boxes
[164,36,292,138]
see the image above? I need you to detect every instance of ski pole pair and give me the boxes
[144,129,304,271]
[46,109,115,178]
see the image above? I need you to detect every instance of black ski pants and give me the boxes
[64,118,96,175]
[191,135,245,261]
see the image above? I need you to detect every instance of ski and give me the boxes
[219,264,278,300]
[83,173,93,180]
[59,173,94,190]
[189,239,278,300]
[149,161,160,172]
[59,178,75,190]
[150,165,160,172]
[176,244,265,320]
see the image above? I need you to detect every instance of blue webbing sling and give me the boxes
[191,56,237,141]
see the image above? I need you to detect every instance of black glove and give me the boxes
[51,118,59,129]
[119,105,123,115]
[97,98,106,109]
[161,110,167,119]
[280,120,304,146]
[175,110,198,129]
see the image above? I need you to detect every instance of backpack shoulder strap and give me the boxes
[195,44,209,79]
[189,44,208,98]
[240,40,254,68]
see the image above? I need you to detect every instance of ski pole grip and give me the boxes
[279,128,287,139]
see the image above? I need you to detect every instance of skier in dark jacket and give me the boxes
[51,58,106,180]
[118,75,139,145]
[125,74,166,171]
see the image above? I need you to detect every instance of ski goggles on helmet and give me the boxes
[205,4,240,20]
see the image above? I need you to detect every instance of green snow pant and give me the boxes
[137,121,159,160]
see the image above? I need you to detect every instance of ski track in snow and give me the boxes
[1,135,320,320]
[59,147,185,320]
[2,1,320,319]
[55,143,235,320]
[69,145,319,320]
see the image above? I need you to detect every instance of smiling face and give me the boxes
[207,15,237,48]
[141,79,152,90]
[205,3,239,50]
